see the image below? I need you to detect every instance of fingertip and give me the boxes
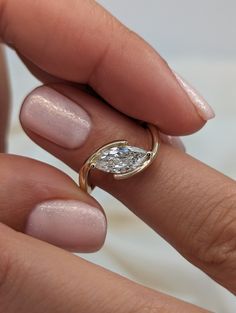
[25,199,107,253]
[173,71,215,122]
[0,154,107,253]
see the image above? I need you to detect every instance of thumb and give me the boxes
[0,153,106,252]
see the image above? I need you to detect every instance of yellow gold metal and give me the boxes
[79,124,160,193]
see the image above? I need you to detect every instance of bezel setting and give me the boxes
[79,124,160,193]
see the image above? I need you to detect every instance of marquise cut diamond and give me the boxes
[93,145,149,174]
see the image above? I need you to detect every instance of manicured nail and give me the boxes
[21,86,91,149]
[173,72,215,121]
[25,200,107,252]
[160,133,186,152]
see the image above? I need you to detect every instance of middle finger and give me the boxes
[21,84,236,294]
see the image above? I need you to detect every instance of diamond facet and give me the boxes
[93,145,149,174]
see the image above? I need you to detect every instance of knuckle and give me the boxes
[88,9,137,86]
[190,191,236,267]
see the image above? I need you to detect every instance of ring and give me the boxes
[79,124,160,193]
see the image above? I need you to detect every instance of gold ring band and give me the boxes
[79,124,160,193]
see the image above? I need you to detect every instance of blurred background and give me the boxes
[4,0,236,312]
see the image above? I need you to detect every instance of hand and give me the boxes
[0,45,10,151]
[1,1,233,313]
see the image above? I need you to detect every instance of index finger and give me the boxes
[0,224,210,313]
[0,0,214,134]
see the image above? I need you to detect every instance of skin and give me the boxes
[0,44,10,152]
[0,0,235,312]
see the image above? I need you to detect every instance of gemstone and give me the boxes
[93,145,149,174]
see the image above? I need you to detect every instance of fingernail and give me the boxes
[21,86,91,149]
[173,72,215,121]
[160,133,186,152]
[25,200,107,252]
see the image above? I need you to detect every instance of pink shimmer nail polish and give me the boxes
[21,86,91,149]
[25,200,107,252]
[173,72,215,121]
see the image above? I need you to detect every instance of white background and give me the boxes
[5,1,236,312]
